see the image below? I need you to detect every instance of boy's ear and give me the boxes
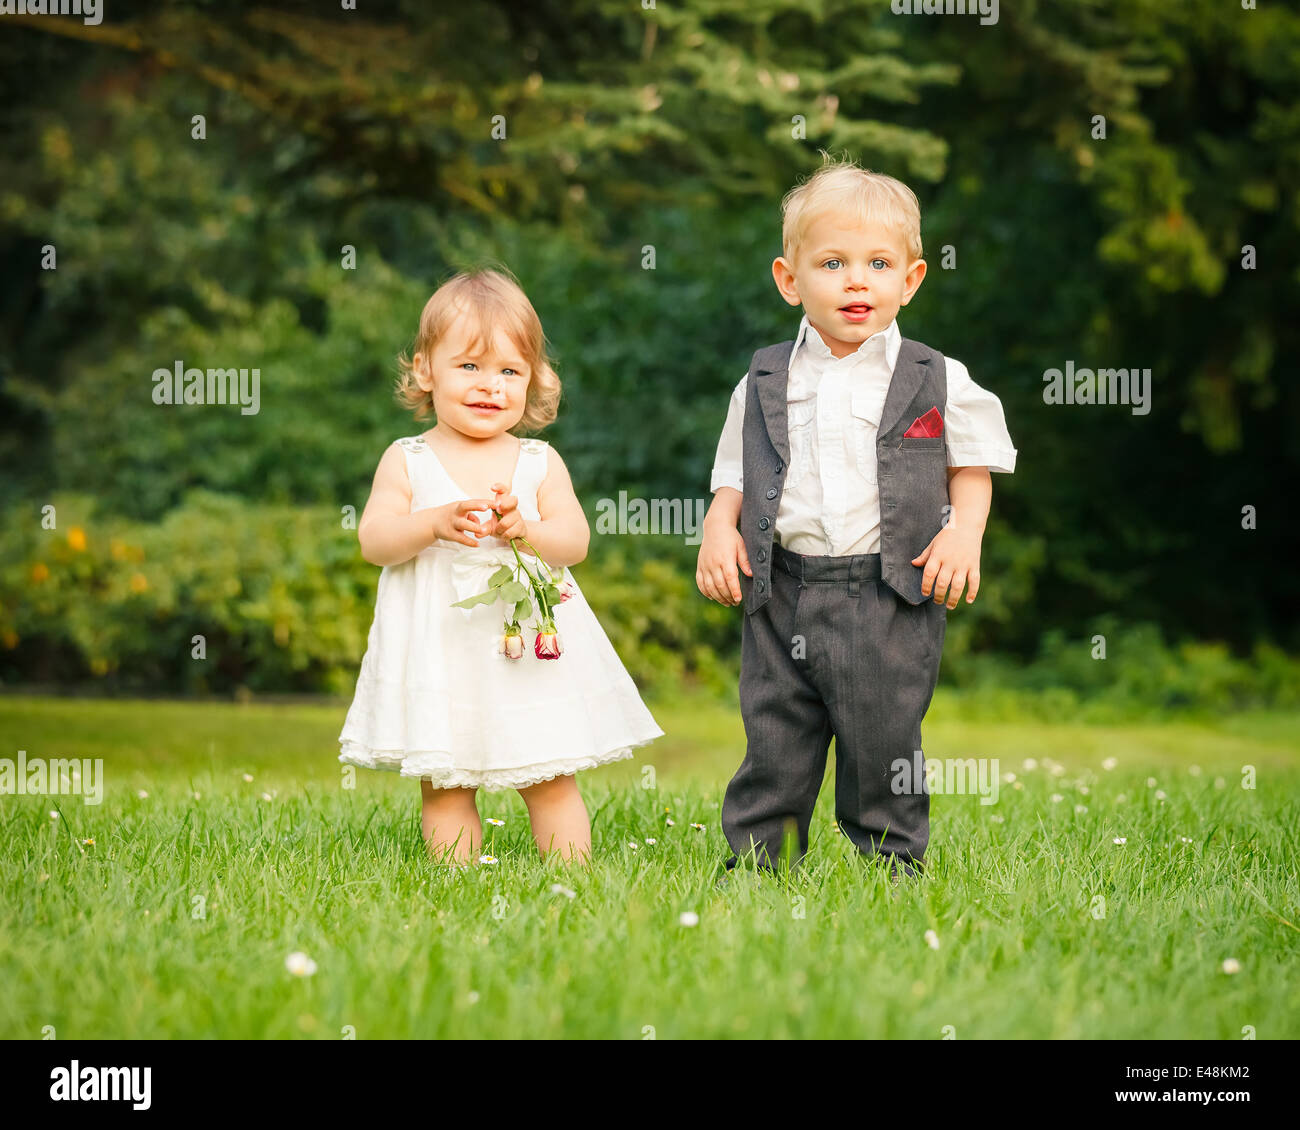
[900,258,927,306]
[771,257,802,307]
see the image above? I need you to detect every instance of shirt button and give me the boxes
[758,517,770,530]
[766,487,777,499]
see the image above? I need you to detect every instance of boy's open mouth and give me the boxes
[839,303,872,322]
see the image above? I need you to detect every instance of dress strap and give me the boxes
[393,434,441,509]
[513,437,550,518]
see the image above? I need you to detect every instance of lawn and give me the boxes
[1,691,1296,1039]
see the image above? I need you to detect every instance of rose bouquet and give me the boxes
[450,529,576,660]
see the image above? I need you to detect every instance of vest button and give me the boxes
[758,517,770,530]
[776,463,783,473]
[757,549,767,562]
[756,578,765,592]
[766,487,777,499]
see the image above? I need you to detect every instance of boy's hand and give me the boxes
[697,524,752,606]
[912,524,982,608]
[483,482,526,542]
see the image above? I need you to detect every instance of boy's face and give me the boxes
[772,211,926,359]
[416,307,531,436]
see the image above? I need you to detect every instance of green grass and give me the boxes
[1,691,1297,1039]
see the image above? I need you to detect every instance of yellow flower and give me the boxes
[67,526,86,552]
[129,573,148,593]
[109,538,128,561]
[1,630,17,650]
[31,562,49,583]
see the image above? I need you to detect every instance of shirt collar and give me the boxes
[790,313,901,373]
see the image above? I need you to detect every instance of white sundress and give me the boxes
[338,434,665,791]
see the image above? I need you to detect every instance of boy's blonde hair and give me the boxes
[395,267,561,432]
[781,153,923,264]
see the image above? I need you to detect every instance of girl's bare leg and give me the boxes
[517,774,591,865]
[420,781,481,864]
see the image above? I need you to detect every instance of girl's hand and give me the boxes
[485,482,527,542]
[431,498,497,547]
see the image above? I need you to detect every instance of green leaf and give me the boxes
[499,580,527,604]
[451,590,500,609]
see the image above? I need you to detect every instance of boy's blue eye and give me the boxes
[871,258,889,270]
[822,259,842,270]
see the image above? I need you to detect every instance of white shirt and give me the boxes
[709,315,1017,556]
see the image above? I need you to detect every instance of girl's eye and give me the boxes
[460,362,477,371]
[822,258,843,270]
[871,258,889,270]
[503,368,518,377]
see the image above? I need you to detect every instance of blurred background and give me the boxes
[2,0,1297,717]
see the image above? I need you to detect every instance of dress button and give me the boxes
[758,517,770,530]
[766,487,778,500]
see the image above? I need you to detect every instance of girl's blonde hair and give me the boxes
[395,267,561,432]
[781,153,923,264]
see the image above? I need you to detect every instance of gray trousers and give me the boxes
[722,544,946,877]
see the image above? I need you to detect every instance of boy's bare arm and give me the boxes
[911,466,992,608]
[697,486,751,606]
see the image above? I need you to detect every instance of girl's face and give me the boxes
[415,308,531,438]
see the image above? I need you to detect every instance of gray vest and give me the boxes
[738,337,950,614]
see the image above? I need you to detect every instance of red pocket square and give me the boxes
[903,407,944,438]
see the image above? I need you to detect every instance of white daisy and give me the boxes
[285,951,317,977]
[924,929,940,950]
[679,911,699,927]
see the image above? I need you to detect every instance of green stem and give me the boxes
[508,537,551,624]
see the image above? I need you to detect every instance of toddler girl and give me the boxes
[338,268,663,865]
